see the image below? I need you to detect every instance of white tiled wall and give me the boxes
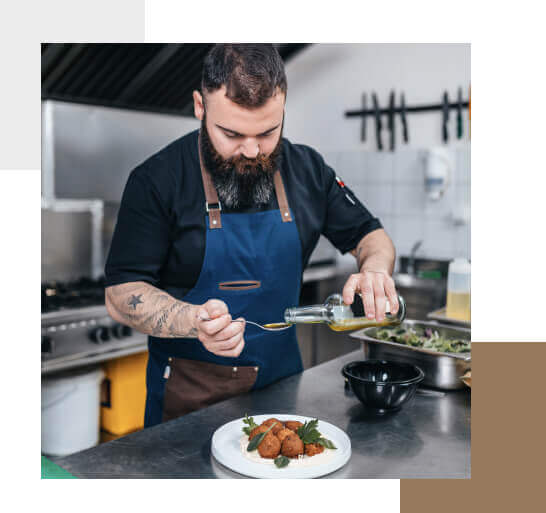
[322,145,471,265]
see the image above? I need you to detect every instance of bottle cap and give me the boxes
[449,258,471,274]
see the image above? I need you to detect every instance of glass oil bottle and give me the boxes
[265,293,406,331]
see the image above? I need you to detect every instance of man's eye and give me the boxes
[224,132,239,139]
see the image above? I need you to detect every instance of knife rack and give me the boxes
[345,100,469,117]
[345,89,470,149]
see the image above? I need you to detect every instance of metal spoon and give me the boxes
[199,317,293,332]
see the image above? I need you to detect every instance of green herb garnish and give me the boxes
[242,414,259,436]
[247,422,276,452]
[297,419,321,444]
[317,438,337,449]
[297,419,337,449]
[274,455,290,468]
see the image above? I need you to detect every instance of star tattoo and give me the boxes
[128,294,144,310]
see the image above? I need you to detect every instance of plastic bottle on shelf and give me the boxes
[446,258,471,321]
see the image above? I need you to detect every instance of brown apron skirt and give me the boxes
[162,358,259,422]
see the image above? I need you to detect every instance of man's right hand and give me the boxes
[193,299,246,358]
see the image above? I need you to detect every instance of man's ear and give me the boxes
[193,90,204,121]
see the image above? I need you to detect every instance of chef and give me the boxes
[105,44,399,427]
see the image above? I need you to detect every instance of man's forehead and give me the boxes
[204,86,285,134]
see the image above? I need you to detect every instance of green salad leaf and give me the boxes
[242,414,259,436]
[376,326,471,353]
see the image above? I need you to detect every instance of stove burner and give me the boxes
[41,335,54,354]
[41,276,106,313]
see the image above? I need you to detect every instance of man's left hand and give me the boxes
[342,270,399,322]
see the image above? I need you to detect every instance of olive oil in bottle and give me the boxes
[446,258,471,321]
[277,293,406,331]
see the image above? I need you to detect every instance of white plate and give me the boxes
[211,414,351,479]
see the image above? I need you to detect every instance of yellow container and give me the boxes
[100,352,148,435]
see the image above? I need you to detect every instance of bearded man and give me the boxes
[105,44,399,427]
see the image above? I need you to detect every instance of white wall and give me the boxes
[324,146,471,264]
[284,43,471,151]
[284,44,471,264]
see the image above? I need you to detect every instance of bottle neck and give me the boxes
[284,305,330,324]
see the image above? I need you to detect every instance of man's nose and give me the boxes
[241,140,260,159]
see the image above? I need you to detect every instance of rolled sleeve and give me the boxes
[105,168,171,287]
[321,161,383,254]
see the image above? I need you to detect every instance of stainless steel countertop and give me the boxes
[53,348,470,478]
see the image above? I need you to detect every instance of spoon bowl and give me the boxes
[199,317,293,332]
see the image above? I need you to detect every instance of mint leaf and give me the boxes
[247,422,276,452]
[242,414,259,436]
[274,455,290,468]
[317,438,337,450]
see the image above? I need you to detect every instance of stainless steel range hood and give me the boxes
[41,44,310,117]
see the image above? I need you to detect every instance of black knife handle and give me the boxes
[457,87,463,139]
[442,91,449,143]
[400,93,408,143]
[361,93,367,142]
[372,93,383,151]
[388,90,395,152]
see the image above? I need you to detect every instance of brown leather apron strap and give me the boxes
[198,134,222,229]
[273,170,293,222]
[197,131,293,227]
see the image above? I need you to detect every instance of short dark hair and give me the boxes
[201,44,287,108]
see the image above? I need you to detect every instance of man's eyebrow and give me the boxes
[216,124,242,136]
[257,124,281,136]
[215,123,281,137]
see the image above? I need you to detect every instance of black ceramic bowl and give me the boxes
[342,360,424,414]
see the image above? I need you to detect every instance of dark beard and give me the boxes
[199,119,282,209]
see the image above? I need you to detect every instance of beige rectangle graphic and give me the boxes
[402,342,546,512]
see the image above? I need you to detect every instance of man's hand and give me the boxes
[346,229,398,322]
[193,299,246,357]
[342,270,399,322]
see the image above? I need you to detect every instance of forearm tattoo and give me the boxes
[128,294,143,310]
[106,282,198,338]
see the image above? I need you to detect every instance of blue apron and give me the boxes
[144,148,303,427]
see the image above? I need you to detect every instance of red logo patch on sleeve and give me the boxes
[336,176,346,188]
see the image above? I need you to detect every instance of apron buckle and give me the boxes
[205,201,222,212]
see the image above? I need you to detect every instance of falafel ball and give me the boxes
[284,420,303,432]
[305,443,325,457]
[281,433,304,458]
[276,428,294,443]
[262,418,284,435]
[249,424,269,440]
[257,432,281,459]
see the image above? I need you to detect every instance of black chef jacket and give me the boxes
[105,129,382,293]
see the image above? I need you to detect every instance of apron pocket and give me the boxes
[218,280,261,290]
[162,358,259,422]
